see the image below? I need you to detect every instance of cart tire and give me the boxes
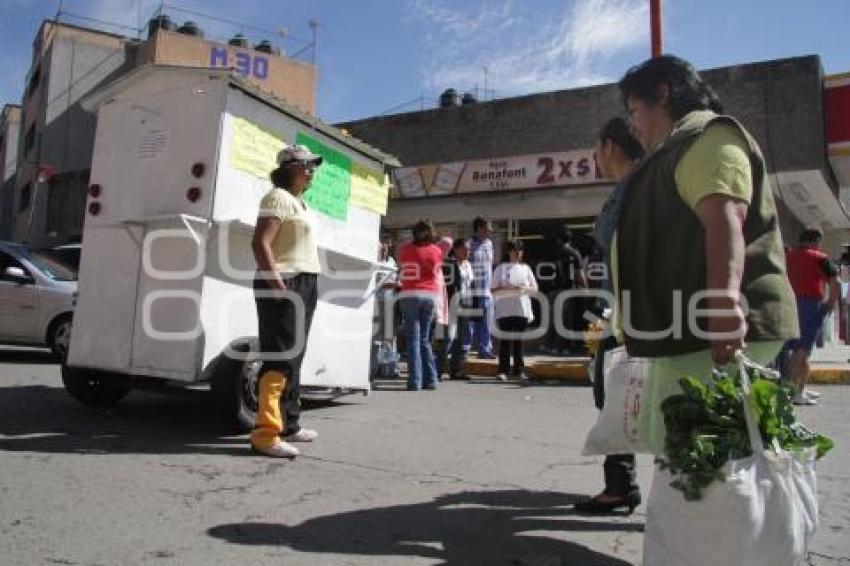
[210,339,261,432]
[47,315,73,362]
[61,365,129,407]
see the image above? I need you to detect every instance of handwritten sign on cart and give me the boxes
[229,116,284,179]
[296,132,351,221]
[351,163,389,215]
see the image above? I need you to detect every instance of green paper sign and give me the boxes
[296,132,351,221]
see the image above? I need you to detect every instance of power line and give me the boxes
[160,3,313,47]
[378,96,426,116]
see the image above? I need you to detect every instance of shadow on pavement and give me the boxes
[0,347,58,365]
[208,489,640,565]
[0,384,343,456]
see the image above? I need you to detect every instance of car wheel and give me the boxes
[61,365,130,407]
[49,316,73,362]
[210,339,261,432]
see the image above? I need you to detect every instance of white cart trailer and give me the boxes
[66,65,398,429]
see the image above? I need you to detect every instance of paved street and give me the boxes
[0,347,848,566]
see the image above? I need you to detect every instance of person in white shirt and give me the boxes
[491,239,538,381]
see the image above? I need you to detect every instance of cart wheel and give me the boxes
[48,315,72,363]
[210,339,260,432]
[61,365,130,407]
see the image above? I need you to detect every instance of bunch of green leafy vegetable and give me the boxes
[659,369,833,501]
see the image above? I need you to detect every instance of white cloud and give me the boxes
[409,0,648,97]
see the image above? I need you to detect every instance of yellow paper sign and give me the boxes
[351,163,389,215]
[230,116,285,179]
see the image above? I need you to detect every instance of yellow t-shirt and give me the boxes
[258,188,321,274]
[674,123,753,209]
[610,122,753,340]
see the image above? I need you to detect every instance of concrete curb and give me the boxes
[462,359,591,385]
[809,368,850,384]
[462,359,850,385]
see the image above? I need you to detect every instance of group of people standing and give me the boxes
[393,217,540,389]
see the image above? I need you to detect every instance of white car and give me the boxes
[0,241,77,360]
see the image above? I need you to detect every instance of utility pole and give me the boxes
[650,0,663,57]
[483,65,489,100]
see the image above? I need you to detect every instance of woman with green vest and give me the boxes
[615,54,798,561]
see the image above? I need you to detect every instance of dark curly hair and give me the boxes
[618,55,723,121]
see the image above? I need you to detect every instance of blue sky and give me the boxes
[1,0,849,123]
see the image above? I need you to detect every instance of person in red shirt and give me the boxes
[397,220,443,390]
[782,227,841,405]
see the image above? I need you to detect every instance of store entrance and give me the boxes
[516,217,597,268]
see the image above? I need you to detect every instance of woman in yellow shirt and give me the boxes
[250,144,323,458]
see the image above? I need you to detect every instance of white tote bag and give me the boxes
[582,347,651,455]
[643,357,819,566]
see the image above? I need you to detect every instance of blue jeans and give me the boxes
[449,316,474,375]
[467,295,493,354]
[400,295,438,389]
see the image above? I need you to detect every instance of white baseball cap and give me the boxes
[276,143,323,167]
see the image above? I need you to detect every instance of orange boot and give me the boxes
[250,370,299,458]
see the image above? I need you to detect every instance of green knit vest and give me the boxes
[617,111,799,357]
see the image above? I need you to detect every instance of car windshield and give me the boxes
[23,249,78,281]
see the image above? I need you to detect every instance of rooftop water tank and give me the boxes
[255,40,276,54]
[147,14,173,38]
[461,92,477,105]
[439,88,459,108]
[176,21,203,38]
[228,33,251,48]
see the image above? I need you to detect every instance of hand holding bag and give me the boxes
[582,346,651,455]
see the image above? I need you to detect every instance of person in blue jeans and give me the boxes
[397,220,443,390]
[400,296,438,390]
[444,238,475,379]
[468,217,496,359]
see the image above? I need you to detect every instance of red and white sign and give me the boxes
[393,148,605,198]
[826,73,850,188]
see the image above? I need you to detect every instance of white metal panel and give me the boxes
[199,225,258,368]
[68,225,141,370]
[72,68,226,378]
[129,223,206,380]
[85,72,225,227]
[300,262,376,390]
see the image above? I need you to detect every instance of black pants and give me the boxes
[497,316,528,374]
[254,273,318,436]
[592,335,639,497]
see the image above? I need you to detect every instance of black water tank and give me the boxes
[255,40,275,54]
[461,92,477,105]
[176,21,203,37]
[439,88,459,108]
[229,33,251,48]
[147,14,173,38]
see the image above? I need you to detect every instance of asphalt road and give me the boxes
[0,347,847,565]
